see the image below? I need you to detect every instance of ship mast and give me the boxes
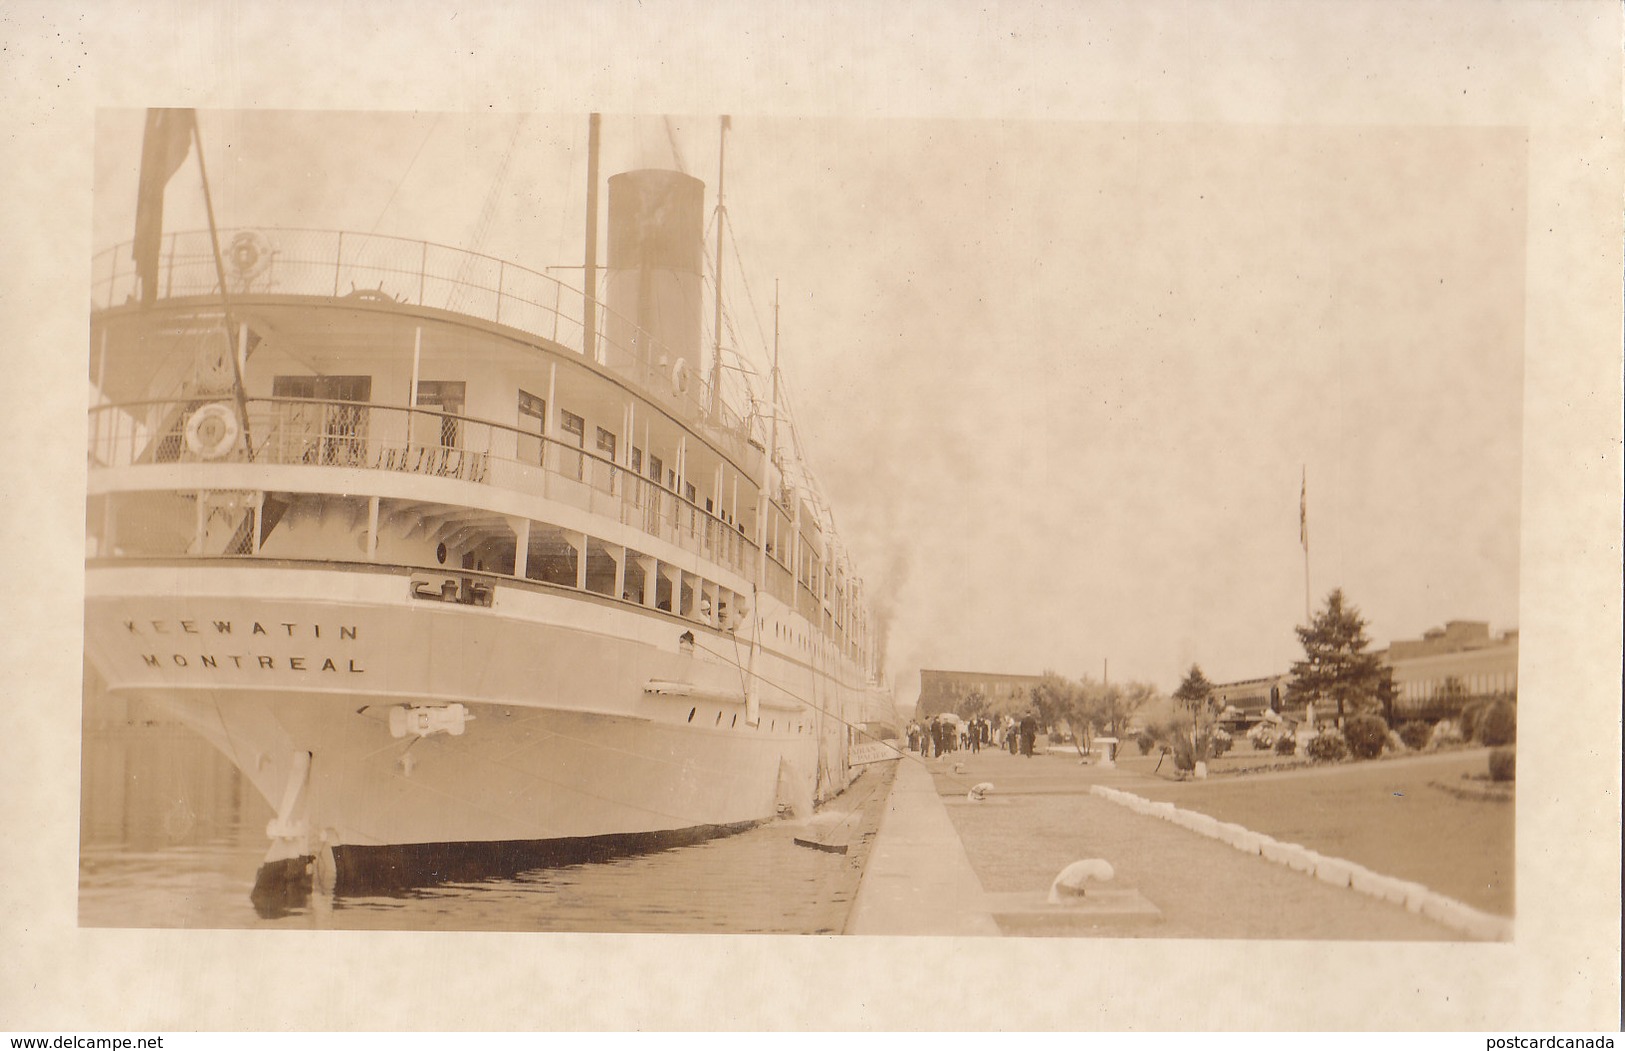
[186,114,256,462]
[708,116,730,417]
[745,280,782,728]
[582,113,601,363]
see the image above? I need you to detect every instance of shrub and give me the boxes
[1459,700,1488,742]
[1398,720,1432,751]
[1170,735,1195,772]
[1305,730,1348,762]
[1250,729,1275,751]
[1479,700,1516,747]
[1136,731,1154,755]
[1211,728,1233,757]
[1429,721,1464,750]
[1343,714,1389,760]
[1488,746,1515,782]
[1274,734,1297,756]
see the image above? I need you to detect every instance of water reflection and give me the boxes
[79,714,890,934]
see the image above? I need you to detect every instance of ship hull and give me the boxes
[85,562,834,865]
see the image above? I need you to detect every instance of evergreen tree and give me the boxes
[1288,588,1387,725]
[1172,664,1215,712]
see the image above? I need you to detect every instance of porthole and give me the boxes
[731,714,737,728]
[715,711,722,725]
[436,542,447,564]
[687,707,696,723]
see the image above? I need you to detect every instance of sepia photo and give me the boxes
[3,0,1620,1033]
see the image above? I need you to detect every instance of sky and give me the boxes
[92,110,1526,708]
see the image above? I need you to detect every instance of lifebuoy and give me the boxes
[184,403,239,459]
[227,231,272,285]
[670,357,691,397]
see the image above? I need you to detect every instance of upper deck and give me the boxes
[88,227,879,677]
[91,227,751,436]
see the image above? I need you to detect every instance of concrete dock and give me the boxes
[845,746,1474,939]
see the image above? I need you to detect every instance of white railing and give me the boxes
[87,395,798,591]
[91,228,751,435]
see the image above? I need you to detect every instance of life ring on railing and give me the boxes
[226,231,272,287]
[670,357,691,398]
[184,403,239,459]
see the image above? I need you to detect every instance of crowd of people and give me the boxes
[905,712,1041,759]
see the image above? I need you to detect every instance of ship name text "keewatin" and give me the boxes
[121,618,364,673]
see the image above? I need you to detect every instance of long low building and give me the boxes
[1212,619,1518,727]
[1210,674,1291,725]
[916,668,1045,720]
[1378,620,1519,720]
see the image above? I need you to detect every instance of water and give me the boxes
[78,720,894,933]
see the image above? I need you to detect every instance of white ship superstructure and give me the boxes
[84,113,890,904]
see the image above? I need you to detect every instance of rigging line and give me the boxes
[552,122,582,278]
[721,219,772,359]
[367,113,442,234]
[663,115,689,176]
[452,114,530,293]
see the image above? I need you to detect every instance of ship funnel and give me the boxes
[603,169,705,403]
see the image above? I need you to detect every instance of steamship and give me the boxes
[85,111,890,903]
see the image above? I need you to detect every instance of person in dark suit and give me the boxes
[1019,712,1038,758]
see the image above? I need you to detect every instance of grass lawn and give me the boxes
[1118,748,1513,916]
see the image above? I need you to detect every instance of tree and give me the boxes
[1088,680,1155,740]
[1436,675,1469,717]
[1375,665,1398,726]
[1029,671,1077,732]
[1170,666,1219,775]
[1173,664,1214,713]
[957,689,989,720]
[1287,588,1386,726]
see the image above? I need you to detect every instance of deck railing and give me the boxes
[88,395,790,586]
[91,229,750,434]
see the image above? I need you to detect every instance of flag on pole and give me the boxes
[1299,466,1308,551]
[133,108,196,303]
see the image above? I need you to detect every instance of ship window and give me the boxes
[622,548,648,605]
[517,390,545,465]
[272,375,373,465]
[416,381,465,449]
[583,538,619,597]
[522,523,578,588]
[684,481,696,503]
[654,566,673,612]
[558,412,586,479]
[273,375,373,402]
[648,454,663,483]
[631,447,643,472]
[595,427,616,459]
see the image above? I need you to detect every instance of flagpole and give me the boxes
[1300,465,1310,623]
